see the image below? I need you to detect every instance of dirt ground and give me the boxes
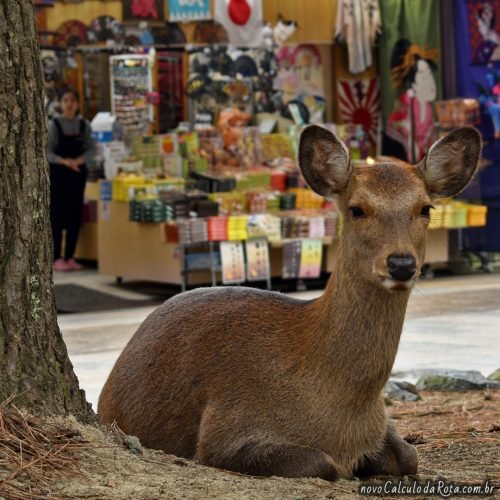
[1,391,499,500]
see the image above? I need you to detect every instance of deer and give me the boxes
[98,125,481,480]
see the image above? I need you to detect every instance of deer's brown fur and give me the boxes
[98,126,481,480]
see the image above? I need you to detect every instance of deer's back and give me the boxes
[98,287,315,455]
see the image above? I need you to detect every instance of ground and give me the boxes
[1,391,498,499]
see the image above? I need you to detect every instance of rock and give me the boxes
[394,380,419,395]
[487,368,500,382]
[384,380,420,401]
[123,435,143,454]
[416,370,500,392]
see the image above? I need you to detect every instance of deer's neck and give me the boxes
[312,248,410,399]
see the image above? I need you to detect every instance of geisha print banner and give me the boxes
[337,78,380,146]
[168,0,211,22]
[386,41,439,163]
[378,0,441,163]
[466,0,500,64]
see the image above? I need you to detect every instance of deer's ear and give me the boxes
[298,125,352,197]
[417,127,482,199]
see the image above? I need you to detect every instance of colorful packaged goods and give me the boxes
[271,170,287,191]
[227,215,248,241]
[207,216,229,241]
[429,205,445,229]
[467,204,488,227]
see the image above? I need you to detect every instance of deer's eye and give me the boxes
[420,205,434,217]
[349,206,366,218]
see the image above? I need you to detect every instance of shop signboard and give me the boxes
[168,0,211,22]
[281,239,301,279]
[245,238,270,282]
[220,241,245,285]
[298,239,323,279]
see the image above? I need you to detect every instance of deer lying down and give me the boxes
[98,126,481,480]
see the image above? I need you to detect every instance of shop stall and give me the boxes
[35,0,494,286]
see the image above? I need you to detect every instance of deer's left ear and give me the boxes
[417,127,482,199]
[298,125,352,197]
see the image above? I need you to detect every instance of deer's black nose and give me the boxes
[387,254,417,282]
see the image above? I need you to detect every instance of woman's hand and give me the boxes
[62,158,81,172]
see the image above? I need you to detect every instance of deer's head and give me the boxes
[299,126,482,292]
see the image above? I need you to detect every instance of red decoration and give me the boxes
[228,0,251,25]
[132,0,158,18]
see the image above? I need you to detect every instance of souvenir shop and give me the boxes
[36,0,499,287]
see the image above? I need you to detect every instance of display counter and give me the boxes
[97,200,449,285]
[74,182,99,261]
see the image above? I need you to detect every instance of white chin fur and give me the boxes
[381,277,414,291]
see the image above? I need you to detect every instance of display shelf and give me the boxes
[97,200,450,286]
[269,237,335,248]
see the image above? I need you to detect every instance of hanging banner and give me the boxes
[214,0,263,47]
[298,239,323,279]
[220,241,246,284]
[245,238,270,282]
[337,78,380,146]
[168,0,211,22]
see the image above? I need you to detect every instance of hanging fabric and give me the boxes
[335,0,381,74]
[379,0,441,163]
[214,0,263,48]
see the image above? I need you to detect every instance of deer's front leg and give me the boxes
[354,422,418,478]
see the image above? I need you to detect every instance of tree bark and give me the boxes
[0,1,93,420]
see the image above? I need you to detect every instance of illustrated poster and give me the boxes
[466,1,500,64]
[123,0,164,21]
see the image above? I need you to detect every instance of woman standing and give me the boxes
[48,88,94,271]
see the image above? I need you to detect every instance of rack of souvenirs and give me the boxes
[95,123,488,286]
[98,122,488,235]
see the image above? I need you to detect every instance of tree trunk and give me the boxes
[0,1,93,420]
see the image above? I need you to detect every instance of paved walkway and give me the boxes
[58,272,500,410]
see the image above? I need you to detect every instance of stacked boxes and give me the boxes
[207,216,229,241]
[228,215,248,241]
[247,214,281,242]
[308,217,326,238]
[467,204,488,226]
[176,218,208,244]
[289,188,324,209]
[130,199,168,223]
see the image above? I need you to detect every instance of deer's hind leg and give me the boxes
[198,438,338,480]
[353,422,418,478]
[196,405,337,480]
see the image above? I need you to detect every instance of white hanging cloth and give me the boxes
[335,0,381,74]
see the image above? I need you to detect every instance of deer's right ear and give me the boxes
[298,125,352,197]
